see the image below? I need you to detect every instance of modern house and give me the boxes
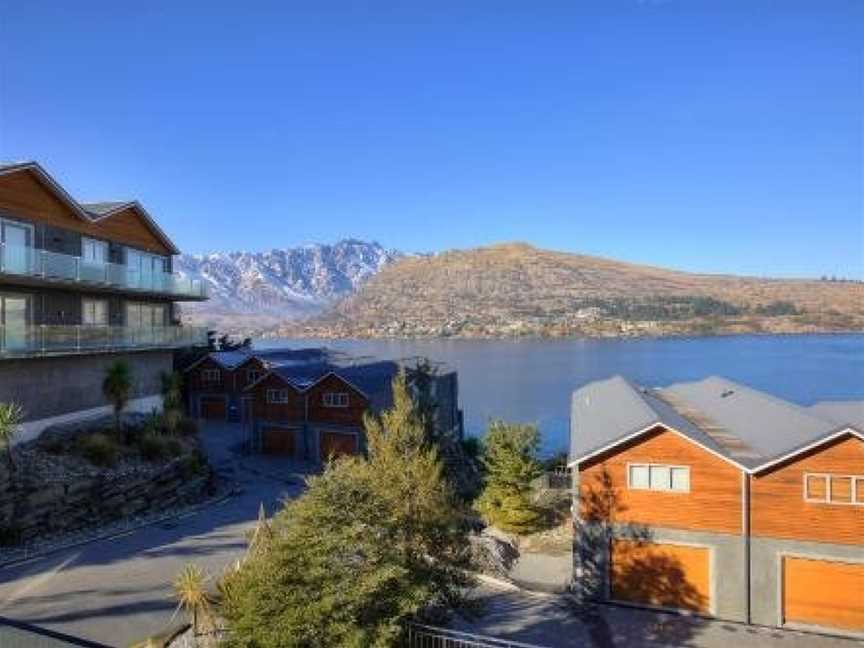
[184,348,463,463]
[0,161,209,441]
[570,376,863,637]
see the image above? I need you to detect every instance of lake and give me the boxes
[257,334,864,456]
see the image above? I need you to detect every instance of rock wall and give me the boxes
[0,455,210,545]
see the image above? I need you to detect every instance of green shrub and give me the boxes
[139,434,184,462]
[178,417,198,436]
[77,433,119,468]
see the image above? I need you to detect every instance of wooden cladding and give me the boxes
[0,169,171,255]
[579,427,743,535]
[305,374,368,427]
[751,434,864,546]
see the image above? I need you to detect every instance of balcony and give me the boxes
[0,324,209,358]
[0,243,208,300]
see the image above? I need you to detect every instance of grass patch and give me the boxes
[76,433,119,468]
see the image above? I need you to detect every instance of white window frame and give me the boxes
[81,297,109,326]
[201,369,221,383]
[803,472,864,506]
[322,392,349,408]
[247,369,261,384]
[627,463,691,493]
[267,389,289,404]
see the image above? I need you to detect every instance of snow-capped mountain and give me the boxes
[175,239,402,325]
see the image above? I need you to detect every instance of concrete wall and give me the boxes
[573,520,748,622]
[749,536,864,631]
[0,351,172,440]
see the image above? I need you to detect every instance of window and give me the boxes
[202,369,220,383]
[628,463,690,492]
[322,392,349,408]
[267,389,289,404]
[82,298,108,326]
[126,302,167,327]
[82,238,108,264]
[804,474,864,506]
[247,370,261,384]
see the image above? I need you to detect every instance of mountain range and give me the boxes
[175,239,401,330]
[178,240,864,338]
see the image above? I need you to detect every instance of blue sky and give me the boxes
[1,1,861,278]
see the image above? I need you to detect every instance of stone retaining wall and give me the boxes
[0,455,210,544]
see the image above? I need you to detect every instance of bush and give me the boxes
[178,417,198,437]
[138,434,184,462]
[77,433,119,468]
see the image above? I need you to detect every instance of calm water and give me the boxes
[257,334,864,456]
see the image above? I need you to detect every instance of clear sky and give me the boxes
[1,1,861,278]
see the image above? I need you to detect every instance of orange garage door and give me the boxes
[200,397,226,420]
[320,432,357,461]
[610,540,711,614]
[262,427,297,456]
[783,557,864,631]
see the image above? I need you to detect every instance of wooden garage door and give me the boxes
[320,432,357,461]
[783,557,864,631]
[610,540,711,614]
[262,427,296,456]
[200,397,226,420]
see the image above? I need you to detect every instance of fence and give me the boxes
[404,623,548,648]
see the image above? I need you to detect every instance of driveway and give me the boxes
[0,422,305,646]
[456,582,862,648]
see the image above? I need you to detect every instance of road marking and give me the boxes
[0,550,81,610]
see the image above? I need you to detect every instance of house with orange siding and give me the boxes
[569,376,863,637]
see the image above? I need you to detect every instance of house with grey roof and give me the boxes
[569,375,863,637]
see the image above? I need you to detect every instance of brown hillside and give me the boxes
[279,243,864,338]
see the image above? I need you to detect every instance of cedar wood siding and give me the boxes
[579,426,743,535]
[186,358,230,393]
[751,433,864,546]
[233,358,267,393]
[306,373,369,427]
[0,169,171,255]
[250,373,305,422]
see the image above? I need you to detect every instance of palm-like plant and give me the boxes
[173,563,213,636]
[103,360,132,433]
[0,403,23,472]
[160,371,184,435]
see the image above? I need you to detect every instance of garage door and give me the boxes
[320,432,357,461]
[200,397,226,420]
[783,557,864,631]
[610,540,711,614]
[262,427,297,456]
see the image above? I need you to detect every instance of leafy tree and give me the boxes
[221,372,471,647]
[476,421,544,534]
[160,371,184,435]
[0,403,23,472]
[102,360,132,433]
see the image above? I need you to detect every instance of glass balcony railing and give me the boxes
[0,325,209,357]
[0,243,208,299]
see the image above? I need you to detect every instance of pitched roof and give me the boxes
[807,401,864,429]
[0,161,179,254]
[570,375,861,472]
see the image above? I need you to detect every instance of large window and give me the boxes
[804,474,864,506]
[126,248,168,289]
[126,302,166,327]
[82,238,109,264]
[628,463,690,492]
[82,298,108,326]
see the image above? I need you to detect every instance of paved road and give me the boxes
[0,423,303,646]
[456,582,862,648]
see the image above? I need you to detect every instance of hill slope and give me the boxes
[276,243,864,338]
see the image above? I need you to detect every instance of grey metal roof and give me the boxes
[571,375,858,471]
[208,350,256,369]
[808,401,864,429]
[267,360,400,411]
[80,201,131,217]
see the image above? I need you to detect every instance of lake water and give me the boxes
[257,334,864,456]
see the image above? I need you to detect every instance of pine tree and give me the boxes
[221,372,471,647]
[476,420,544,534]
